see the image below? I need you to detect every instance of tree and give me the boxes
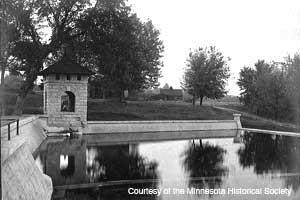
[238,60,291,120]
[77,0,164,102]
[0,0,21,115]
[182,46,230,105]
[237,66,257,108]
[3,0,90,114]
[286,54,300,125]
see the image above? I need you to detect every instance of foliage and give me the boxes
[285,54,300,124]
[182,46,230,105]
[238,57,299,123]
[3,74,24,91]
[76,0,164,101]
[2,0,90,114]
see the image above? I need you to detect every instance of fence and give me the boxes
[0,118,20,140]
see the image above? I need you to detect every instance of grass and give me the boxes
[87,100,300,132]
[87,100,233,121]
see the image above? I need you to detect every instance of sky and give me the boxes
[128,0,300,95]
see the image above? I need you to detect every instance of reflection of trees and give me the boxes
[64,144,159,200]
[87,144,158,182]
[182,140,228,189]
[238,132,300,192]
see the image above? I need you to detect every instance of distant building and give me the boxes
[151,88,183,101]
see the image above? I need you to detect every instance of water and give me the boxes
[35,132,300,200]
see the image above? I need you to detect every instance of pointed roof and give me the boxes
[39,57,94,76]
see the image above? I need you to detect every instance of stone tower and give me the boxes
[39,56,93,127]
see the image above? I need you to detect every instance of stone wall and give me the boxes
[44,74,88,127]
[2,143,52,200]
[85,119,239,134]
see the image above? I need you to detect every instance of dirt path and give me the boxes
[213,106,300,131]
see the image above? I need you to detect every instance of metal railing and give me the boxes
[0,118,20,140]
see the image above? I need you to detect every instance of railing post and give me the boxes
[16,120,19,135]
[8,123,10,140]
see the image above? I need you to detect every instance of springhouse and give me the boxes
[39,54,93,127]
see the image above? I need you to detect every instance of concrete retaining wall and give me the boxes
[84,117,241,134]
[85,129,238,145]
[2,143,52,200]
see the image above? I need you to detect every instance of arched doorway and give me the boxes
[61,91,75,112]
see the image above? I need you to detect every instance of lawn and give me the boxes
[87,100,300,132]
[87,100,233,121]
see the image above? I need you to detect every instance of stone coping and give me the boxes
[87,119,237,124]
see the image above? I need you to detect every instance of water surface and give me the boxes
[35,132,300,200]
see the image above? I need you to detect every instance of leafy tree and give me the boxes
[3,0,90,114]
[237,66,257,108]
[238,60,292,120]
[77,0,164,102]
[0,0,21,115]
[286,54,300,125]
[182,46,230,105]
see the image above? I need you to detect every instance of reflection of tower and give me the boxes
[129,144,139,155]
[43,139,87,186]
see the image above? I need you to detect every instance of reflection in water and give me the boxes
[37,138,159,200]
[35,134,300,200]
[182,139,228,190]
[238,132,300,192]
[64,144,159,200]
[60,155,75,177]
[37,139,88,186]
[86,144,158,182]
[64,186,160,200]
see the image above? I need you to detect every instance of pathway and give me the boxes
[213,106,300,131]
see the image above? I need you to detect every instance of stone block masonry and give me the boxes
[44,74,88,127]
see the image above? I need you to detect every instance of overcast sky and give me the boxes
[128,0,300,95]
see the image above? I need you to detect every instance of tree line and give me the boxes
[0,0,164,114]
[238,55,300,124]
[181,46,299,125]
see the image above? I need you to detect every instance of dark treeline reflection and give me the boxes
[86,144,159,182]
[182,140,228,189]
[238,132,300,192]
[64,144,159,200]
[37,139,159,200]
